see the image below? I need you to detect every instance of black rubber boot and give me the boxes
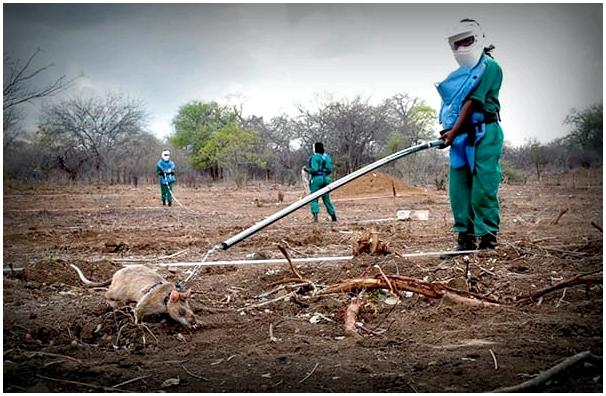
[162,199,166,206]
[331,214,337,222]
[168,200,172,207]
[313,213,318,223]
[479,233,497,249]
[457,232,477,251]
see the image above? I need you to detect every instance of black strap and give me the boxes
[484,112,500,124]
[142,281,162,294]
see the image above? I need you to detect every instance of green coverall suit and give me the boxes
[449,56,504,237]
[308,152,337,218]
[156,159,176,206]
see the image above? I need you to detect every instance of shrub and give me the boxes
[501,160,526,184]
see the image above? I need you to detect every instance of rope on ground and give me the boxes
[165,183,205,215]
[182,247,217,284]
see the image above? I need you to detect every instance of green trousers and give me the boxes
[449,123,503,237]
[309,175,336,216]
[160,182,174,202]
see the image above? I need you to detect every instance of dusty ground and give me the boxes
[3,170,603,392]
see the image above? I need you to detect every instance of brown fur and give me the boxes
[70,264,196,327]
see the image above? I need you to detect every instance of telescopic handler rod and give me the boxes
[218,139,445,250]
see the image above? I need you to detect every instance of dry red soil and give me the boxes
[3,171,603,392]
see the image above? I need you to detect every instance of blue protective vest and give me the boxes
[156,159,176,185]
[435,55,488,172]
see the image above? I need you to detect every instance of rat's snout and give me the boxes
[180,313,196,328]
[167,301,197,328]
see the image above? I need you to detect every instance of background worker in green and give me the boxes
[156,149,176,207]
[439,19,504,250]
[304,142,337,223]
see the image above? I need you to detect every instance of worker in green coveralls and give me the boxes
[437,19,504,250]
[304,142,337,223]
[156,149,176,207]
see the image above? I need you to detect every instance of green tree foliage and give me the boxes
[382,99,437,157]
[197,122,264,187]
[529,138,549,181]
[564,103,602,161]
[171,101,237,157]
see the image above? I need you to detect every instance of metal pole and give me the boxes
[218,139,444,250]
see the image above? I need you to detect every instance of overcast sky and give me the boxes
[4,3,603,146]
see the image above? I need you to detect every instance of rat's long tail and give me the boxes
[70,264,111,287]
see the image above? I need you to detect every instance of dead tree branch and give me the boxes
[551,208,569,225]
[319,274,500,306]
[590,221,602,233]
[276,243,304,281]
[493,351,602,392]
[517,271,603,305]
[344,298,365,336]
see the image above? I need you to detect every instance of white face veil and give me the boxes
[161,150,170,161]
[447,20,486,69]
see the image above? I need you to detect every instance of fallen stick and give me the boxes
[22,351,82,363]
[319,278,383,295]
[590,221,603,233]
[517,271,603,305]
[489,349,498,370]
[319,275,500,307]
[551,208,569,225]
[299,362,320,383]
[36,374,127,392]
[344,298,365,336]
[256,282,310,299]
[267,277,307,287]
[374,264,395,294]
[112,375,152,388]
[181,364,209,381]
[277,244,304,281]
[492,351,602,392]
[238,291,297,311]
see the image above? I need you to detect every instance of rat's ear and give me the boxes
[181,289,191,299]
[170,290,180,302]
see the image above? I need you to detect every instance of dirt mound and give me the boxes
[332,172,426,198]
[24,258,121,286]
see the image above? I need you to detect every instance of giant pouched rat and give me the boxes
[70,264,196,328]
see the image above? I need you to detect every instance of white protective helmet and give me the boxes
[447,19,486,69]
[161,150,170,161]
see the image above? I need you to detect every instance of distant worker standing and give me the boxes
[304,142,337,223]
[437,19,504,250]
[156,149,176,207]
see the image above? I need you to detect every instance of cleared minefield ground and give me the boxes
[3,172,603,392]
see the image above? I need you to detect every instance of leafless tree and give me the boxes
[38,92,148,181]
[295,96,387,175]
[3,48,76,148]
